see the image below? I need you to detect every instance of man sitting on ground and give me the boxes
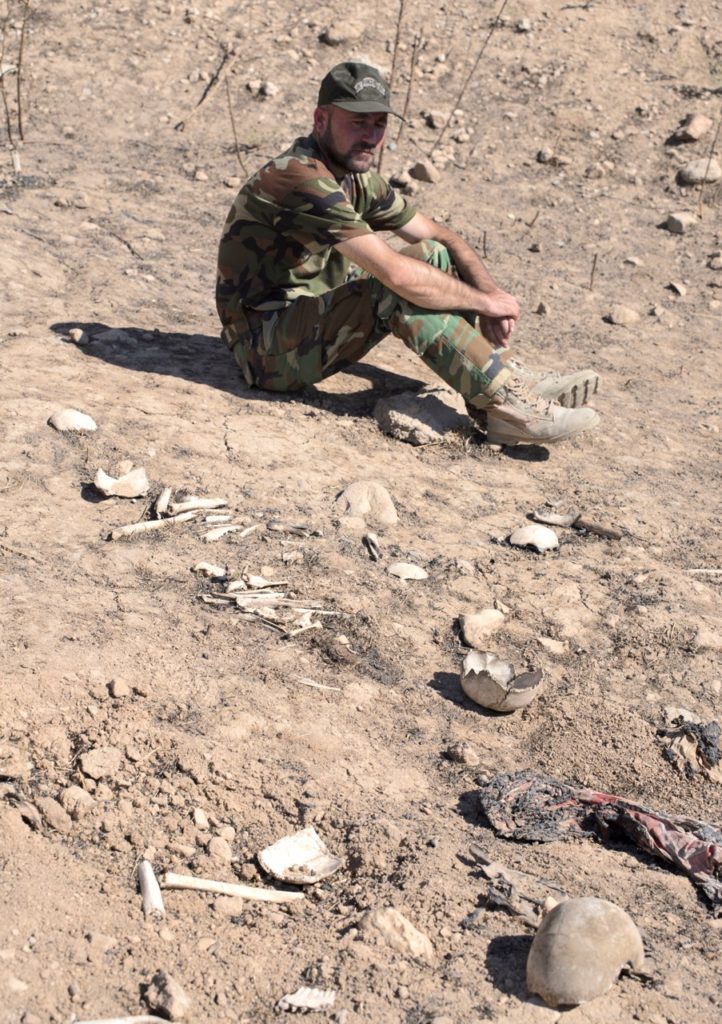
[216,61,600,446]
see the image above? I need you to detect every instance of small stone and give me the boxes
[59,785,95,820]
[537,146,554,164]
[193,808,210,829]
[194,169,208,181]
[668,281,687,296]
[260,81,278,97]
[607,304,640,326]
[623,255,643,266]
[79,746,122,780]
[537,636,567,655]
[409,160,440,184]
[246,79,262,96]
[208,836,233,864]
[673,113,713,142]
[387,562,428,581]
[108,678,130,698]
[446,741,480,766]
[529,242,541,252]
[584,162,606,179]
[319,21,363,46]
[516,17,532,31]
[335,481,398,528]
[535,301,549,315]
[459,609,504,647]
[86,932,117,964]
[678,158,721,185]
[389,169,410,187]
[145,970,192,1021]
[217,824,236,842]
[36,796,72,834]
[224,176,242,188]
[359,907,434,961]
[68,327,87,343]
[424,109,445,129]
[666,211,697,234]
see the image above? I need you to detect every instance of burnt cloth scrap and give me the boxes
[479,769,722,914]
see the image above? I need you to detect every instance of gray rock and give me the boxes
[665,210,697,234]
[374,385,466,445]
[678,157,721,185]
[335,481,398,528]
[446,741,480,766]
[145,970,192,1021]
[409,160,440,184]
[607,304,640,326]
[320,21,363,46]
[79,746,122,780]
[672,113,713,142]
[359,907,435,961]
[208,836,233,864]
[36,796,72,834]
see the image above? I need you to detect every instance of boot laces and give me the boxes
[505,375,553,416]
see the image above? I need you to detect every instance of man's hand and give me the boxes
[479,308,518,349]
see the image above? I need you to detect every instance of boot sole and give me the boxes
[486,410,601,446]
[542,372,600,409]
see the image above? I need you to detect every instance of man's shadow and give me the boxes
[49,321,550,460]
[49,320,426,418]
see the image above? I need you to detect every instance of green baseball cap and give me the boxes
[317,61,402,116]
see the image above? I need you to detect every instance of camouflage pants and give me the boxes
[223,240,511,410]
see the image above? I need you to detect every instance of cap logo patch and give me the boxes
[354,76,385,96]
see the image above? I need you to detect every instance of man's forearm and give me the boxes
[426,221,502,294]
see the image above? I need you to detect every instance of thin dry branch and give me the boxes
[15,0,29,140]
[428,0,509,157]
[395,31,421,147]
[377,0,405,175]
[175,45,240,132]
[697,111,722,217]
[0,10,15,148]
[225,77,248,176]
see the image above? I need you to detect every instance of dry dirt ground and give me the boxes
[1,1,722,1022]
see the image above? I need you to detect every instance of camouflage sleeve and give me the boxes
[362,173,417,232]
[252,158,372,254]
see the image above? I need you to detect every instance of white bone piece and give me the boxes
[48,408,97,432]
[460,650,543,712]
[94,467,149,498]
[387,562,428,580]
[258,826,342,885]
[509,524,559,552]
[276,987,336,1013]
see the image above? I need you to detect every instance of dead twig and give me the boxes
[0,8,16,148]
[175,45,240,132]
[377,0,405,175]
[225,77,248,176]
[428,0,509,157]
[15,0,29,141]
[395,31,421,146]
[589,252,598,291]
[697,112,721,217]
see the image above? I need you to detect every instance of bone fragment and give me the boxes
[169,497,228,515]
[154,487,173,518]
[204,523,258,542]
[267,520,322,537]
[138,860,165,919]
[204,514,232,524]
[162,871,304,903]
[296,677,342,692]
[284,621,322,639]
[191,562,227,579]
[94,467,150,499]
[531,507,623,541]
[75,1017,166,1024]
[363,532,382,561]
[109,511,197,540]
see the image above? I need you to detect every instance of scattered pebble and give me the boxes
[36,796,72,834]
[678,158,721,185]
[668,280,687,296]
[537,146,554,164]
[79,746,122,780]
[145,970,193,1021]
[459,609,505,648]
[446,741,480,766]
[335,480,398,528]
[665,210,697,234]
[59,785,95,820]
[606,304,640,326]
[108,677,131,698]
[359,907,435,961]
[48,408,97,433]
[208,836,233,864]
[409,160,440,184]
[672,112,713,142]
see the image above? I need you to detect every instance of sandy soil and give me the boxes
[1,1,721,1022]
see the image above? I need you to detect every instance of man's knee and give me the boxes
[400,239,453,273]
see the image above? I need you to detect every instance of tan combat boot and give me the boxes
[507,359,600,408]
[469,377,600,446]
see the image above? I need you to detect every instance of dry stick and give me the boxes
[395,31,421,146]
[0,15,15,149]
[428,0,510,158]
[138,860,165,919]
[15,0,29,141]
[589,252,598,291]
[75,1017,166,1024]
[225,77,248,176]
[482,230,488,258]
[697,112,722,217]
[377,0,406,175]
[174,45,239,132]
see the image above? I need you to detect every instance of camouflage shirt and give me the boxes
[216,135,416,323]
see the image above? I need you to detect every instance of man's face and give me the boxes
[315,106,388,173]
